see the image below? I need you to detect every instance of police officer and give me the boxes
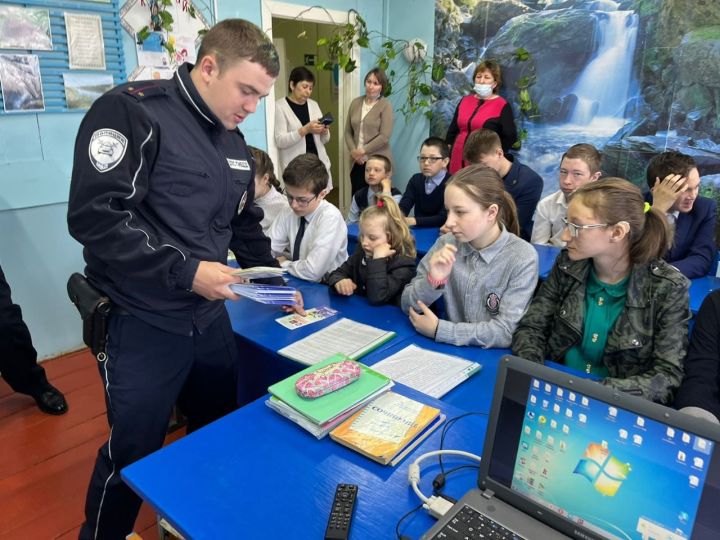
[68,19,300,539]
[0,263,67,414]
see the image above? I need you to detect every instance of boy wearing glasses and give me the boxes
[346,154,401,224]
[269,153,348,282]
[531,143,602,247]
[463,128,543,240]
[399,137,452,228]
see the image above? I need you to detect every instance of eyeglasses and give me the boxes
[561,218,608,238]
[417,156,444,163]
[285,193,319,207]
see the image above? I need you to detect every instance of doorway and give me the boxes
[261,3,360,214]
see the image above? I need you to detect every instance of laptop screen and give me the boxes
[484,362,720,539]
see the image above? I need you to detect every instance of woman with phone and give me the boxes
[274,66,333,191]
[344,67,394,195]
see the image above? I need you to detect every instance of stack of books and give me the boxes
[229,283,296,305]
[266,354,394,439]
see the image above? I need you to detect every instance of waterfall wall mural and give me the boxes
[431,0,720,240]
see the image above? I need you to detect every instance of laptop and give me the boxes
[421,355,720,540]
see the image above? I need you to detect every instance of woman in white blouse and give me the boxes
[274,67,332,191]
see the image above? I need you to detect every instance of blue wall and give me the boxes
[0,0,433,359]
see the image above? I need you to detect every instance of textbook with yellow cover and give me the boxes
[330,391,444,466]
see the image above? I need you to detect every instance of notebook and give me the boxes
[421,355,720,540]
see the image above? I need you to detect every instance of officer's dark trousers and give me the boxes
[79,309,240,540]
[350,162,367,195]
[0,264,49,393]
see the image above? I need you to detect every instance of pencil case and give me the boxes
[295,361,361,399]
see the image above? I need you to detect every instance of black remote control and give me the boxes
[324,483,358,540]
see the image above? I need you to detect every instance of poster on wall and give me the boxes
[65,13,106,70]
[127,65,173,82]
[0,54,45,112]
[120,0,209,70]
[0,6,52,51]
[63,73,113,109]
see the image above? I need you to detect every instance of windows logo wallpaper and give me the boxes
[510,378,713,539]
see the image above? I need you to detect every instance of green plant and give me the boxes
[136,0,206,57]
[511,47,540,148]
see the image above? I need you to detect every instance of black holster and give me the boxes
[67,273,112,359]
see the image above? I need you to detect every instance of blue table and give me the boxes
[359,335,508,414]
[227,277,418,402]
[122,386,488,540]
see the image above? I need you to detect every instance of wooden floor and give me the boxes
[0,348,184,540]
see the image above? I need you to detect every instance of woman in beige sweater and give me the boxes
[344,67,394,195]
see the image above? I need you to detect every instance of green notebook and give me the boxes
[268,354,393,425]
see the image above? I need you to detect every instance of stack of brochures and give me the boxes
[266,354,394,439]
[229,283,296,305]
[232,266,286,280]
[277,318,396,365]
[330,391,446,466]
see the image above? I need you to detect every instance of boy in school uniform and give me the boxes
[531,143,602,247]
[346,154,401,224]
[399,137,452,228]
[645,150,717,279]
[463,129,543,241]
[270,153,348,282]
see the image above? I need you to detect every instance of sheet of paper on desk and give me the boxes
[275,306,338,329]
[278,318,396,365]
[232,266,286,279]
[371,344,481,398]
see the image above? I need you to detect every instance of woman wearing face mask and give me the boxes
[445,60,517,174]
[275,66,333,190]
[344,67,394,195]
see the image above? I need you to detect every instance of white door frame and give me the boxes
[261,1,360,213]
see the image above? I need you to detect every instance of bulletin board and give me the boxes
[0,0,125,114]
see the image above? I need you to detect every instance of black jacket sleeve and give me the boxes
[445,103,461,147]
[365,255,417,306]
[327,249,362,289]
[674,291,720,419]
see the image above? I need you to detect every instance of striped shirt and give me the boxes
[401,228,538,347]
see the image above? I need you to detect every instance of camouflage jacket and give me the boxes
[511,250,690,404]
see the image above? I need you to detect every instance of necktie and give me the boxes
[292,217,307,261]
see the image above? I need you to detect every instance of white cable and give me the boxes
[407,449,482,519]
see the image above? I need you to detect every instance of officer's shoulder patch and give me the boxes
[89,129,128,173]
[122,83,167,101]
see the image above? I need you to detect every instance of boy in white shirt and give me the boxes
[531,143,602,247]
[270,153,348,282]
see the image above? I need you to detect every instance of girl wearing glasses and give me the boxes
[401,165,538,347]
[512,177,690,404]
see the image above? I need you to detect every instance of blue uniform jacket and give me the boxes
[68,64,278,336]
[503,157,543,242]
[667,196,717,279]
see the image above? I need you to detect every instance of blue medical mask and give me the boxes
[474,83,493,98]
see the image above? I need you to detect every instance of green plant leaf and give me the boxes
[344,59,356,73]
[514,47,530,61]
[338,54,350,68]
[424,110,433,120]
[317,37,329,46]
[419,83,431,95]
[137,26,150,43]
[159,10,174,26]
[161,0,172,6]
[356,36,369,48]
[378,58,389,70]
[431,63,445,82]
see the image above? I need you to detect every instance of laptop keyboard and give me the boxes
[430,505,527,540]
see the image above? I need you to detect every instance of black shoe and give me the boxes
[30,384,68,415]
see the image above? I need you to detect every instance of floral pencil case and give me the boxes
[295,361,361,399]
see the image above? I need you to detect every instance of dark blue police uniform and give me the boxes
[68,63,279,539]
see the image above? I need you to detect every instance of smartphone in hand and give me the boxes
[319,112,334,126]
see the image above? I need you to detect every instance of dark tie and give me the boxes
[292,217,307,261]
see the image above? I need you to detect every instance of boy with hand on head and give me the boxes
[270,153,348,282]
[645,150,717,279]
[463,129,543,241]
[531,143,602,247]
[346,154,401,224]
[399,137,452,228]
